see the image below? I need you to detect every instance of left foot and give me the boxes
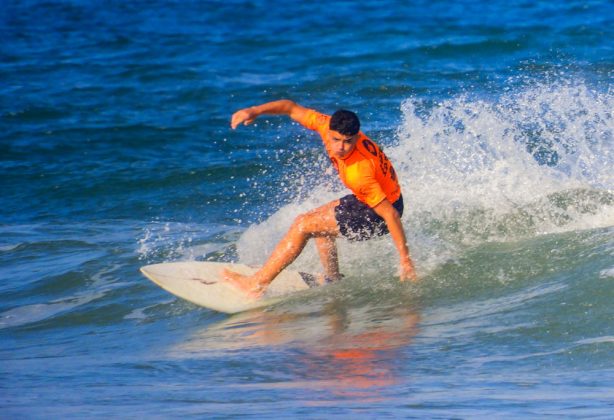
[221,268,265,299]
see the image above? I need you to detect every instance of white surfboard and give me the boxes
[140,261,320,314]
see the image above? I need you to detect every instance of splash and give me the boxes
[237,78,613,277]
[137,220,238,263]
[396,79,613,244]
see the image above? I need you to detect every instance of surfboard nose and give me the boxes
[139,261,313,314]
[140,265,158,282]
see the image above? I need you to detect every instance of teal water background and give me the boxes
[1,0,613,417]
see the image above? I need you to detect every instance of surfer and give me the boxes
[223,99,417,298]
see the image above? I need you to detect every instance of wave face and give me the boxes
[236,80,613,277]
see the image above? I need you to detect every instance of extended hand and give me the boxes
[399,259,418,283]
[231,108,258,129]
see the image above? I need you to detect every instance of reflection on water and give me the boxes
[171,298,420,401]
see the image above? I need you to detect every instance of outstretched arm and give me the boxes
[231,99,310,129]
[372,199,418,282]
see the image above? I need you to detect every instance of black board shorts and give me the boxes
[334,194,404,241]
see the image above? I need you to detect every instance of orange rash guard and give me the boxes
[300,109,401,208]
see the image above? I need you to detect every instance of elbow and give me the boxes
[383,205,400,221]
[279,99,297,111]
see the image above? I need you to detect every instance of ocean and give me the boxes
[1,0,613,417]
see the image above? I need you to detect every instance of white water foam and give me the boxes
[137,220,238,262]
[235,79,613,277]
[396,80,612,213]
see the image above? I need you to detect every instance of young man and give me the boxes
[223,99,417,298]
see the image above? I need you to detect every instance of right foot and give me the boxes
[221,268,265,299]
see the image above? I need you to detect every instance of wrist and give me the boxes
[401,257,415,270]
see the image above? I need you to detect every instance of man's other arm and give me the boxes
[231,99,311,129]
[372,199,418,282]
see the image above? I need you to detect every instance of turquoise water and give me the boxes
[2,0,613,417]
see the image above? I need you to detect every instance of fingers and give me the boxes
[405,272,419,282]
[230,112,243,129]
[399,264,418,283]
[230,109,255,129]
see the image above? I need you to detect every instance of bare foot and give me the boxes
[221,268,265,299]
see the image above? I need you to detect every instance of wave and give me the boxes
[235,78,613,277]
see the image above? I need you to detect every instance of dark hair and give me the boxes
[330,109,360,136]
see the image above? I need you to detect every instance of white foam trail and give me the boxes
[236,79,613,276]
[600,267,614,279]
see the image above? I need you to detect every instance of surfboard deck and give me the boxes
[140,261,319,314]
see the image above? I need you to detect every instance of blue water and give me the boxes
[2,0,613,417]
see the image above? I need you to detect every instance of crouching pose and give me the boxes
[224,99,417,298]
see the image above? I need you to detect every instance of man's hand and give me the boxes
[231,108,258,129]
[399,257,418,282]
[372,199,418,283]
[230,100,309,129]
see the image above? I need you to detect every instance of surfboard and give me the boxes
[140,261,320,314]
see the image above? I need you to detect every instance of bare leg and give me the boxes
[312,200,341,282]
[223,200,340,298]
[314,236,340,283]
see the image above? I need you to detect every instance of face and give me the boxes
[328,129,358,159]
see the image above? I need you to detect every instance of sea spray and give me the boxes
[396,79,613,242]
[235,79,614,278]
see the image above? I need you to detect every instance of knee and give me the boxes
[293,213,312,236]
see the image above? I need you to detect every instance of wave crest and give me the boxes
[237,78,613,274]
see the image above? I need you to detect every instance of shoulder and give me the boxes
[355,134,381,157]
[301,109,331,132]
[350,134,380,168]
